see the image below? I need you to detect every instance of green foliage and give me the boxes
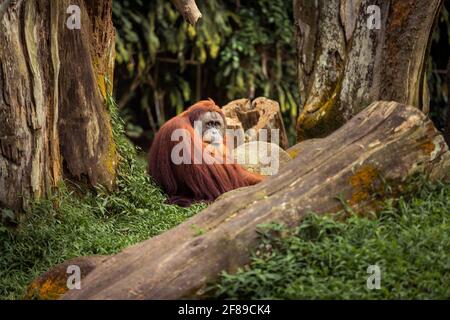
[217,1,296,100]
[113,0,235,117]
[0,92,204,300]
[1,2,448,302]
[216,0,299,143]
[211,180,450,299]
[113,0,299,144]
[114,0,233,69]
[114,1,449,143]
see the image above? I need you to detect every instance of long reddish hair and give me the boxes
[148,99,262,206]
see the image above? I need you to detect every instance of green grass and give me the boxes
[211,180,450,299]
[0,90,204,300]
[0,90,448,299]
[0,152,203,300]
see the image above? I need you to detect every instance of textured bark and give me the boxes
[222,97,289,149]
[0,0,116,212]
[445,57,450,146]
[171,0,202,25]
[294,0,443,141]
[61,101,450,300]
[25,255,108,300]
[286,138,324,159]
[57,0,117,189]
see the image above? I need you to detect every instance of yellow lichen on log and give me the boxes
[25,256,106,300]
[26,277,68,300]
[348,165,380,205]
[287,149,300,159]
[419,141,436,156]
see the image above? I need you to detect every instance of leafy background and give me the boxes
[114,0,302,148]
[1,0,449,300]
[113,0,449,150]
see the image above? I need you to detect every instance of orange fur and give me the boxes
[148,99,263,206]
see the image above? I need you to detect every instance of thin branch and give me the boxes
[117,73,141,109]
[142,95,157,134]
[170,0,202,25]
[432,69,447,75]
[157,57,199,65]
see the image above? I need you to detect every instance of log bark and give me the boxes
[286,138,325,159]
[0,0,116,212]
[222,97,289,149]
[170,0,202,25]
[26,256,108,300]
[294,0,443,141]
[445,57,450,146]
[61,101,450,300]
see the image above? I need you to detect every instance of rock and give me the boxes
[233,141,291,176]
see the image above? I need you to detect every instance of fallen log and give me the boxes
[61,101,449,299]
[286,137,324,159]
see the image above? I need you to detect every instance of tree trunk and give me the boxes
[170,0,202,25]
[222,97,289,149]
[59,101,450,300]
[294,0,443,141]
[445,57,450,146]
[0,0,116,212]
